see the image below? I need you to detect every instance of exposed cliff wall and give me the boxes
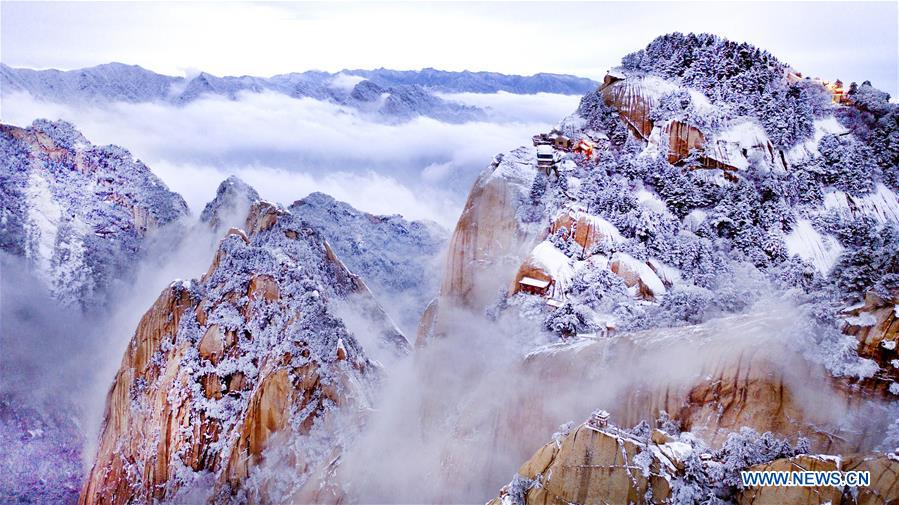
[440,149,543,309]
[79,201,407,504]
[492,416,899,505]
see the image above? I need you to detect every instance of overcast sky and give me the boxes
[1,1,897,95]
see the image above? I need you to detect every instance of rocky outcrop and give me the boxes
[739,453,899,505]
[739,455,843,505]
[842,453,899,505]
[521,309,890,454]
[842,291,899,392]
[609,252,666,300]
[549,206,623,253]
[201,176,260,230]
[594,75,784,172]
[491,423,674,505]
[599,75,656,140]
[79,201,407,504]
[494,415,899,505]
[440,149,542,310]
[417,148,544,343]
[0,119,188,307]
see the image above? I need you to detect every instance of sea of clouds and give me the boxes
[2,89,580,227]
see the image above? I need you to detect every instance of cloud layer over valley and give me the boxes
[2,89,580,226]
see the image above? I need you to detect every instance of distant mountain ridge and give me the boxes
[1,63,599,123]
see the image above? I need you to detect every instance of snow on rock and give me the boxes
[23,170,62,284]
[683,209,708,232]
[784,219,843,274]
[80,201,408,504]
[610,252,666,299]
[647,258,683,287]
[823,183,899,225]
[706,118,784,172]
[0,120,189,307]
[635,188,669,213]
[845,312,877,327]
[785,116,848,165]
[549,205,624,252]
[200,175,260,230]
[289,192,447,335]
[528,240,575,291]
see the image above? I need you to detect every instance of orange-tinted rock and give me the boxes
[492,424,672,505]
[415,298,440,347]
[520,311,887,454]
[202,373,223,400]
[549,208,621,254]
[739,455,843,505]
[79,204,391,504]
[665,120,705,164]
[226,227,250,244]
[245,201,286,235]
[199,324,224,364]
[247,274,280,302]
[610,253,665,300]
[844,453,899,505]
[843,291,899,389]
[441,162,540,310]
[600,77,655,140]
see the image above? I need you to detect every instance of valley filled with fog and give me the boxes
[3,87,580,227]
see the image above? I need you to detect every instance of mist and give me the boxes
[0,196,242,481]
[335,296,895,503]
[1,90,579,227]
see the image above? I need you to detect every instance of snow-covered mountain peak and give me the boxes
[200,175,260,230]
[0,119,189,307]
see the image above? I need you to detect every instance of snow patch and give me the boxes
[844,312,877,327]
[636,189,668,214]
[683,209,707,232]
[24,169,62,281]
[786,116,848,165]
[823,184,899,225]
[783,219,843,274]
[611,252,667,297]
[529,241,575,291]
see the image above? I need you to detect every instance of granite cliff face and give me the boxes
[422,33,899,503]
[79,201,408,504]
[491,416,899,505]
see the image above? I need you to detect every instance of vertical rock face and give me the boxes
[491,423,674,505]
[842,291,899,389]
[439,149,543,311]
[0,119,188,307]
[520,310,888,455]
[79,201,408,504]
[494,416,899,505]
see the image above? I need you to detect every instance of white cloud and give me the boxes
[328,72,366,91]
[1,3,895,95]
[2,90,571,226]
[439,91,581,124]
